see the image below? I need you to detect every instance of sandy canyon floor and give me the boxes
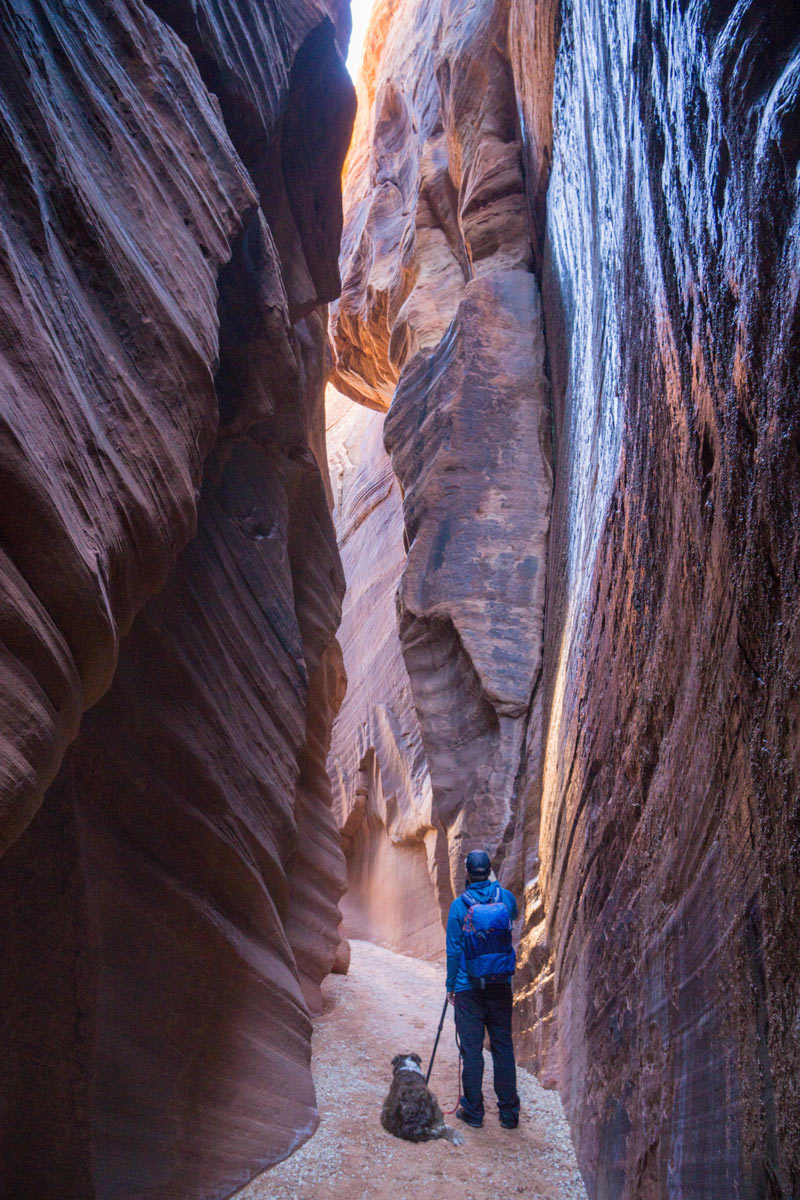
[238,940,588,1200]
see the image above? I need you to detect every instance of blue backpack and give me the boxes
[460,886,516,985]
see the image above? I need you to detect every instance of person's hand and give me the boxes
[447,991,456,1006]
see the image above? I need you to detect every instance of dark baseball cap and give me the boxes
[465,850,491,880]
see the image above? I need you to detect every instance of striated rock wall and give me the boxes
[330,0,553,908]
[526,2,800,1196]
[0,1,354,1196]
[326,389,442,959]
[0,0,250,853]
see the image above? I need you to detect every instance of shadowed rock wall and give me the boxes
[525,2,800,1196]
[0,1,355,1196]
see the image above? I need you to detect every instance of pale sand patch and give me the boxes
[238,940,588,1200]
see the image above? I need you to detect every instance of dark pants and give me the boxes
[454,982,519,1122]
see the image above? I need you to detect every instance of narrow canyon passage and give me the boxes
[322,0,800,1195]
[0,0,797,1197]
[241,941,588,1200]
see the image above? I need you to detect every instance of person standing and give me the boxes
[446,849,520,1129]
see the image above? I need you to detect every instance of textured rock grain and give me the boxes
[0,1,354,1196]
[333,0,799,1196]
[326,390,442,959]
[521,1,800,1196]
[331,0,552,906]
[0,0,253,851]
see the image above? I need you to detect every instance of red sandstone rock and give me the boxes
[0,0,254,853]
[334,0,799,1195]
[522,2,800,1195]
[0,443,336,1198]
[331,0,552,909]
[0,1,354,1196]
[326,389,443,959]
[384,271,551,897]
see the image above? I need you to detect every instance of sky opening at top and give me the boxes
[346,0,374,81]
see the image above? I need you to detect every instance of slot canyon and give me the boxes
[0,0,797,1198]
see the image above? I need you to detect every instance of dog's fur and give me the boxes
[380,1053,463,1145]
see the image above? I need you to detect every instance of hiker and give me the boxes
[446,849,520,1130]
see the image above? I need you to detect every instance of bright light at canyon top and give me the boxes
[346,0,374,80]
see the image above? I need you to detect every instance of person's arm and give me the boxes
[445,901,463,998]
[505,888,519,922]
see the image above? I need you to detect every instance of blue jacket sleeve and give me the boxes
[445,900,463,991]
[505,888,518,922]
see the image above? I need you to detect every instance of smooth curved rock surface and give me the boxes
[326,390,442,959]
[331,0,552,907]
[384,270,551,898]
[0,1,354,1196]
[0,0,254,852]
[1,438,343,1199]
[330,0,534,411]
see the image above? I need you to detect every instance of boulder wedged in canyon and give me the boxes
[330,0,552,906]
[0,1,354,1196]
[326,391,442,959]
[518,1,800,1196]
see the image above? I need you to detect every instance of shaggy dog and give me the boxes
[380,1053,463,1145]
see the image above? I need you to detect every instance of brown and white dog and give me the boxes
[380,1053,463,1145]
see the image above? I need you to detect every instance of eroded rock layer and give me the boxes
[0,1,354,1196]
[0,0,251,852]
[527,2,800,1196]
[330,0,553,906]
[326,389,442,959]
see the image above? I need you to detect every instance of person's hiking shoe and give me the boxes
[455,1107,483,1128]
[499,1115,519,1129]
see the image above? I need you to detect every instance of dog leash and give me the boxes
[426,996,464,1115]
[426,996,449,1085]
[444,1021,463,1114]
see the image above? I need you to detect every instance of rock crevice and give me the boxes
[326,393,443,959]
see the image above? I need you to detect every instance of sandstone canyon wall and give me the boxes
[330,0,553,913]
[333,0,799,1197]
[326,388,443,959]
[0,2,355,1197]
[532,2,800,1196]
